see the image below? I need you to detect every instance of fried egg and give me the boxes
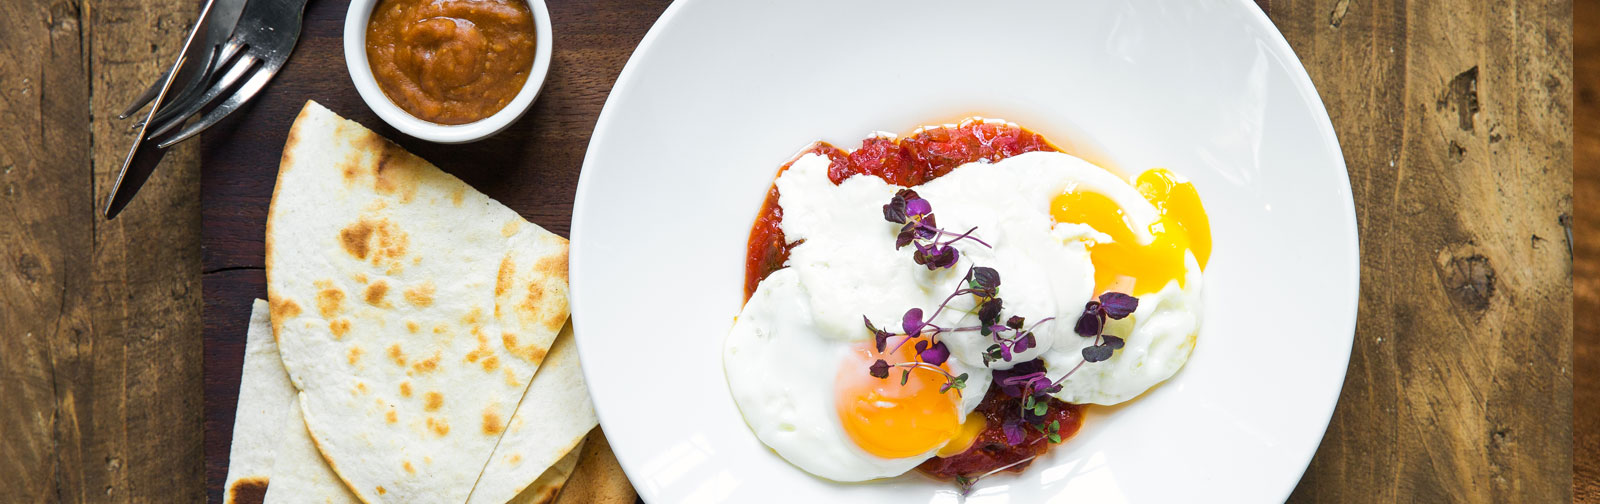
[724,148,1209,481]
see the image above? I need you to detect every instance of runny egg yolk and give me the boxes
[835,341,961,459]
[1050,168,1212,295]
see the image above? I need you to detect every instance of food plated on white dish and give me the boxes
[570,0,1359,502]
[725,120,1210,489]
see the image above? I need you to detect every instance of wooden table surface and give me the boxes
[0,0,1578,502]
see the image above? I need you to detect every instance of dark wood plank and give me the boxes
[0,0,205,501]
[1269,0,1574,502]
[199,0,670,501]
[1573,0,1597,501]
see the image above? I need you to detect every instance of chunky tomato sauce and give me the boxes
[741,120,1084,481]
[917,387,1084,480]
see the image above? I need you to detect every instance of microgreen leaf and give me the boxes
[919,341,951,366]
[1074,302,1104,337]
[905,197,932,217]
[1006,315,1025,330]
[901,369,910,386]
[1001,418,1025,445]
[1032,399,1049,417]
[967,266,1001,297]
[1099,292,1138,319]
[940,372,968,394]
[882,190,913,224]
[895,224,917,249]
[869,359,890,379]
[864,316,892,352]
[1082,344,1114,363]
[1013,332,1037,353]
[1102,335,1125,350]
[902,308,924,336]
[978,298,1003,327]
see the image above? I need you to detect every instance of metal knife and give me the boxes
[103,0,228,220]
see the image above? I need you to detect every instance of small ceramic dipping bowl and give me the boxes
[343,0,552,143]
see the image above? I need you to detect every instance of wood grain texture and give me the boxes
[1268,1,1575,502]
[0,0,204,502]
[0,0,1577,502]
[1574,0,1597,501]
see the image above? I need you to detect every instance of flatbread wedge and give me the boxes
[266,101,569,503]
[223,299,297,504]
[468,324,596,504]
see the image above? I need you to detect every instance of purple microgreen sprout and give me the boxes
[882,189,992,270]
[954,455,1038,496]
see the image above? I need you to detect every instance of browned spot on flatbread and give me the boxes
[451,187,465,206]
[496,256,515,298]
[427,416,450,436]
[535,252,568,283]
[502,332,548,364]
[400,381,413,397]
[404,461,415,474]
[315,281,345,317]
[371,141,422,203]
[501,219,522,237]
[424,391,444,412]
[339,220,375,260]
[404,282,435,307]
[355,382,370,395]
[509,454,522,465]
[411,352,441,374]
[354,273,369,284]
[481,355,499,371]
[365,280,390,306]
[329,319,351,339]
[482,407,504,435]
[385,409,398,424]
[463,307,483,325]
[466,329,493,363]
[377,486,387,495]
[228,476,268,504]
[269,298,302,332]
[348,346,364,365]
[503,367,520,387]
[406,320,419,333]
[518,281,570,332]
[387,344,406,366]
[340,217,410,270]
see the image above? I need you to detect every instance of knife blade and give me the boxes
[103,0,226,220]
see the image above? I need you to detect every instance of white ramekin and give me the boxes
[343,0,552,144]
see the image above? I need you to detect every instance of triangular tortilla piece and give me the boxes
[469,324,597,504]
[266,101,570,503]
[552,428,638,504]
[507,438,585,504]
[224,299,297,504]
[262,398,362,504]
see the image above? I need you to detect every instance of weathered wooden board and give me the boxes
[0,0,1578,502]
[0,0,205,501]
[1573,0,1596,501]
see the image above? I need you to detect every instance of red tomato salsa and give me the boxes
[740,119,1083,481]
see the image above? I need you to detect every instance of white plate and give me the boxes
[570,1,1358,502]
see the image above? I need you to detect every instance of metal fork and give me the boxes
[146,0,311,148]
[102,0,310,219]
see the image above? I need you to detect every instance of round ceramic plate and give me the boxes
[570,1,1358,502]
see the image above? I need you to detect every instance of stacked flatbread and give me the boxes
[223,101,635,503]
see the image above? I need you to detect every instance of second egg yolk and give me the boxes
[1050,168,1212,295]
[835,341,961,459]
